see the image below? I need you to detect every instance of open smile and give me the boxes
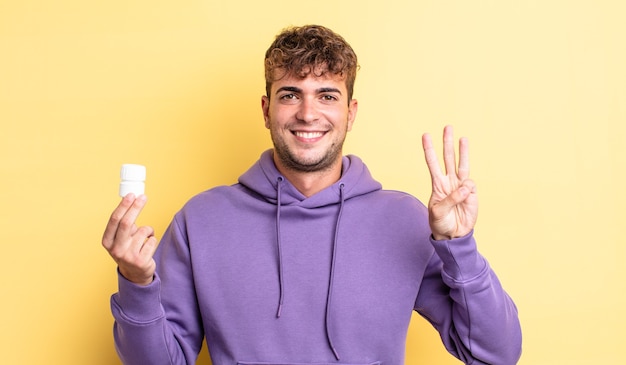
[292,130,327,142]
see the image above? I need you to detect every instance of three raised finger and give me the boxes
[422,125,470,181]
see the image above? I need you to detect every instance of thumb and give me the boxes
[439,185,469,209]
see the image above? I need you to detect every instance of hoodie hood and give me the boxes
[238,149,382,360]
[239,149,382,207]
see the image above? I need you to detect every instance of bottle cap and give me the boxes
[120,164,146,181]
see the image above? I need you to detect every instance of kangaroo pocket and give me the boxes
[237,361,381,365]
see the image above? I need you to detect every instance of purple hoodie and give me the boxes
[111,150,522,365]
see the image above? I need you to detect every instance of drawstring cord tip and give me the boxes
[276,303,283,318]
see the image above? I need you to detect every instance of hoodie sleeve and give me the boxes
[414,231,522,365]
[110,214,204,365]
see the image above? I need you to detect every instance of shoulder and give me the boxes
[358,188,427,213]
[175,184,253,219]
[346,188,430,230]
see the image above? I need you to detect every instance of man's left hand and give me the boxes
[421,125,478,240]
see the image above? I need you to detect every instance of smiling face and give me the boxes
[262,70,358,174]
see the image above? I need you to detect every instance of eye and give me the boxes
[321,94,339,102]
[279,93,299,104]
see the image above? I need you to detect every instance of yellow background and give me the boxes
[1,1,624,364]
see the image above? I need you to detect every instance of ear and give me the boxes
[346,98,358,131]
[261,95,270,128]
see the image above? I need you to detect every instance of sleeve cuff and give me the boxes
[112,269,164,322]
[429,230,488,282]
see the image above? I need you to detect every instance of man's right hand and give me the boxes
[102,194,158,286]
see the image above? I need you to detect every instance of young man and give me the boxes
[103,25,522,364]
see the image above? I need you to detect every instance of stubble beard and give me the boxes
[270,123,347,173]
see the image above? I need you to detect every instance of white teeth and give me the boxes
[295,131,324,139]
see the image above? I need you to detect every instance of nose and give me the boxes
[295,97,319,123]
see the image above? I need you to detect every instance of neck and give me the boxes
[273,156,343,197]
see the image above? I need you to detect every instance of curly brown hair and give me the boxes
[264,25,359,101]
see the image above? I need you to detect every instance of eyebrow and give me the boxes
[275,86,301,95]
[275,86,343,95]
[318,87,342,94]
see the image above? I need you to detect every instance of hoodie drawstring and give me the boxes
[274,178,345,360]
[325,183,345,360]
[275,177,285,318]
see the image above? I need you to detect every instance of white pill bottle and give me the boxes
[119,164,146,197]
